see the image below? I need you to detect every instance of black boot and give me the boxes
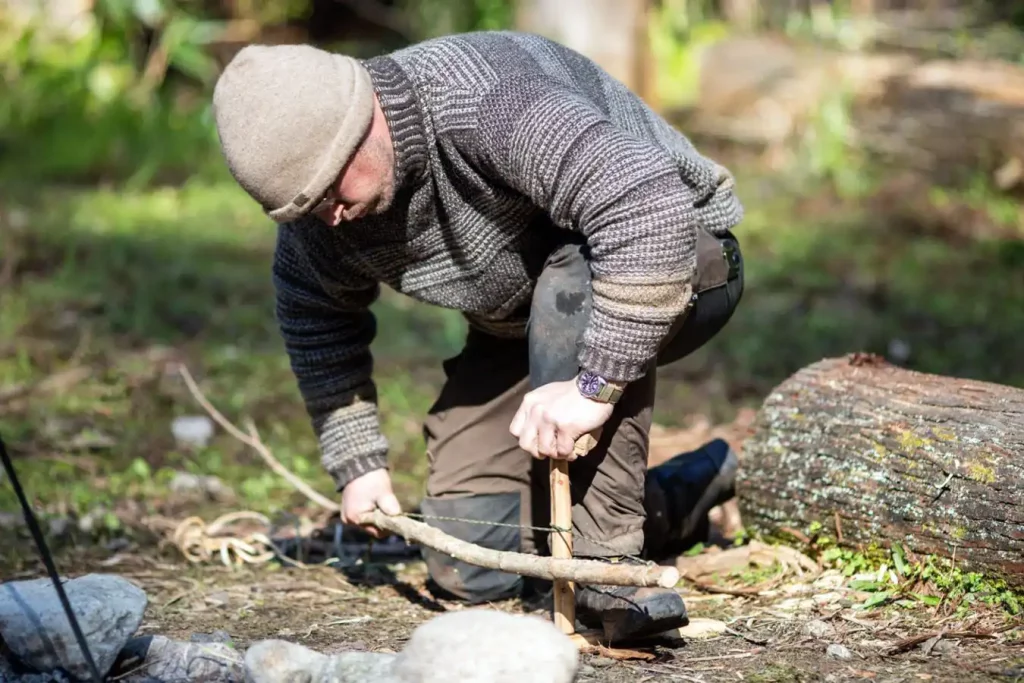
[643,438,740,561]
[575,557,689,642]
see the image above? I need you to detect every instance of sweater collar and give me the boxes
[362,56,430,190]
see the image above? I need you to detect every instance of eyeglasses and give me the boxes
[309,188,336,215]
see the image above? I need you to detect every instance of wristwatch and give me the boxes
[576,370,625,405]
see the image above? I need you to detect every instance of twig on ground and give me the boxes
[779,526,811,545]
[921,627,949,657]
[0,366,91,407]
[834,511,843,544]
[681,577,762,597]
[724,626,769,646]
[176,363,339,512]
[885,630,998,656]
[685,652,758,663]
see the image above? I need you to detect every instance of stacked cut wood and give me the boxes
[735,353,1024,589]
[678,34,1024,191]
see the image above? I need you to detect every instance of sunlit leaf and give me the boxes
[858,591,893,609]
[911,593,942,606]
[892,543,907,576]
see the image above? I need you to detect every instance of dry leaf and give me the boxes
[594,644,656,661]
[677,540,818,582]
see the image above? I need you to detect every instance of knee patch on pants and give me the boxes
[419,492,523,604]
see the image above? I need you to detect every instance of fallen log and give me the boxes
[736,353,1024,588]
[356,510,680,589]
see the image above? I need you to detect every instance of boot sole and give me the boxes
[598,591,689,643]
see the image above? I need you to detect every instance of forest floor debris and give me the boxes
[2,545,1020,683]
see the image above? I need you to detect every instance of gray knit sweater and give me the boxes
[271,31,744,491]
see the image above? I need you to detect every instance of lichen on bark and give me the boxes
[737,353,1024,588]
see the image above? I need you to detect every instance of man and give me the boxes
[212,30,745,642]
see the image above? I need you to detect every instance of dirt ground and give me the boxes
[5,543,1021,683]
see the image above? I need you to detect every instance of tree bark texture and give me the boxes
[737,353,1024,587]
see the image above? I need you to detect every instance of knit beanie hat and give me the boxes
[212,43,375,223]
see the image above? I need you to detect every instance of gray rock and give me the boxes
[804,619,835,639]
[112,635,244,683]
[390,610,578,683]
[826,643,853,660]
[0,574,147,679]
[244,609,578,683]
[47,517,71,538]
[329,652,399,681]
[171,416,214,449]
[243,639,396,683]
[0,512,26,529]
[169,472,233,500]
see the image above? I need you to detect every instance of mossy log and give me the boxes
[737,353,1024,587]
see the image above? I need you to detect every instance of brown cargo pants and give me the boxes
[418,226,744,603]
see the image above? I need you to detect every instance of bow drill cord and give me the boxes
[0,432,104,683]
[399,511,652,566]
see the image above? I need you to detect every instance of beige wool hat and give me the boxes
[212,43,375,223]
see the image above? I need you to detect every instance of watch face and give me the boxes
[577,371,604,397]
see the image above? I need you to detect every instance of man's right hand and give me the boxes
[340,468,402,538]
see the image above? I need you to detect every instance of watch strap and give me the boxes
[595,381,624,404]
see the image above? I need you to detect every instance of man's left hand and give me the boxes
[509,379,614,460]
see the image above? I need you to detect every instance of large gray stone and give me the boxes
[391,610,578,683]
[0,574,147,679]
[243,609,578,683]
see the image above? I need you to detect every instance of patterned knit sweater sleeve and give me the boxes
[465,75,710,383]
[272,223,388,492]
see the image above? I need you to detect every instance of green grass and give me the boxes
[2,166,1023,528]
[0,180,464,518]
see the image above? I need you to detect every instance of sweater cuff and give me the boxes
[577,342,653,385]
[325,452,389,493]
[315,400,390,492]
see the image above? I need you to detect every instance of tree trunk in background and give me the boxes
[514,0,658,107]
[719,0,759,31]
[737,353,1024,588]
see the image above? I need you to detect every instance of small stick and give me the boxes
[884,630,997,656]
[551,457,575,634]
[550,429,602,635]
[356,509,679,588]
[177,364,338,511]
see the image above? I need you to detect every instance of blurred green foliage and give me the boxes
[0,0,515,188]
[0,1,232,187]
